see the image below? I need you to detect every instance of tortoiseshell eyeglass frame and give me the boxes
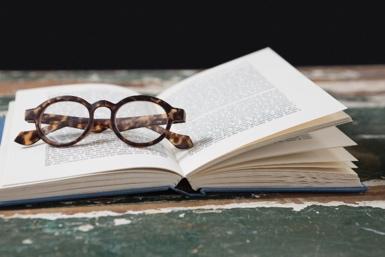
[14,95,193,149]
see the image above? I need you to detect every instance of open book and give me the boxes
[0,48,364,206]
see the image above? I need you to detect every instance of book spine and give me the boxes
[171,178,206,197]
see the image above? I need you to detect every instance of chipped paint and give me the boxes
[76,224,94,232]
[113,218,132,226]
[1,200,385,220]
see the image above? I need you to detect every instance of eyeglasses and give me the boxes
[14,95,193,149]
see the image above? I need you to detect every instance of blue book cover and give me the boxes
[0,111,366,208]
[0,116,5,143]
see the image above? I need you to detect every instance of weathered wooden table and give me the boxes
[0,67,384,257]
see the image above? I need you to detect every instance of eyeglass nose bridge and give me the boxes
[90,100,115,133]
[92,100,115,110]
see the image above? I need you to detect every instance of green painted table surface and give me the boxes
[0,67,385,257]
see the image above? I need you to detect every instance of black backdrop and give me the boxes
[0,2,384,69]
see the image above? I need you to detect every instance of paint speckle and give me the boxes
[191,244,203,254]
[361,227,385,236]
[77,224,94,232]
[193,209,223,214]
[179,213,185,218]
[113,218,132,226]
[22,239,33,245]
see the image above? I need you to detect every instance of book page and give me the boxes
[0,84,182,186]
[206,148,357,174]
[203,126,356,172]
[159,48,346,176]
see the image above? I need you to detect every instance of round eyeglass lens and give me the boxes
[115,101,168,144]
[39,101,90,145]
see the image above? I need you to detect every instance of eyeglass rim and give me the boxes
[33,95,175,147]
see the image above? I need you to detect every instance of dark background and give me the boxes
[0,2,384,70]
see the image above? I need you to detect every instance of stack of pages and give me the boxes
[0,48,364,206]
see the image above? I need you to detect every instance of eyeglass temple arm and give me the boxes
[15,111,193,149]
[113,111,193,149]
[14,109,56,146]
